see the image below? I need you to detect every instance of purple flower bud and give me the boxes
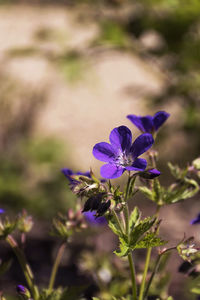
[139,168,161,179]
[82,193,105,212]
[96,200,111,217]
[190,213,200,225]
[16,285,26,294]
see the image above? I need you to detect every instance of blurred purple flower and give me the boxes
[190,213,200,225]
[0,209,4,214]
[84,211,107,225]
[93,126,154,179]
[127,111,170,134]
[62,168,91,186]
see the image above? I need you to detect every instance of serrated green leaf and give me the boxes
[164,178,199,204]
[152,178,163,204]
[133,232,167,249]
[114,237,129,257]
[127,176,137,198]
[139,186,153,200]
[108,215,123,238]
[129,206,141,231]
[129,217,156,248]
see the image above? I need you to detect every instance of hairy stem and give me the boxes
[144,247,176,299]
[6,235,39,300]
[48,242,66,291]
[138,247,152,300]
[138,206,161,300]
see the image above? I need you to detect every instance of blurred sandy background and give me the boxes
[0,1,200,299]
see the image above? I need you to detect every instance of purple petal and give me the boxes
[190,213,200,225]
[93,142,116,162]
[126,158,147,171]
[100,164,124,179]
[84,211,107,225]
[153,111,170,131]
[109,126,132,152]
[62,168,73,177]
[0,208,5,214]
[130,133,154,158]
[127,115,154,133]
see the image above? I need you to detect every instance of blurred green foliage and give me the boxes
[0,74,76,218]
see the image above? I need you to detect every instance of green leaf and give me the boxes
[168,162,188,180]
[114,237,129,257]
[134,232,167,249]
[129,217,156,248]
[167,296,174,300]
[127,176,137,198]
[129,206,141,231]
[152,178,163,204]
[164,178,199,204]
[93,298,101,300]
[108,215,123,238]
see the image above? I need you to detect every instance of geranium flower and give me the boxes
[190,213,200,225]
[0,209,4,214]
[62,168,91,186]
[127,111,170,134]
[93,126,154,179]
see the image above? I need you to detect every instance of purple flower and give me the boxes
[127,111,170,134]
[62,168,91,186]
[84,211,107,225]
[93,126,154,179]
[190,213,200,225]
[0,209,4,214]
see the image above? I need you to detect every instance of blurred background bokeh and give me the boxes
[0,0,200,299]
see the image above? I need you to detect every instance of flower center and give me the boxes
[115,152,133,167]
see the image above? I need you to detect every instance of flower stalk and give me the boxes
[48,242,66,292]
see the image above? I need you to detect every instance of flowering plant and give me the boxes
[0,111,200,300]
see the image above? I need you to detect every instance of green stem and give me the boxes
[138,247,152,300]
[6,235,39,300]
[48,242,66,291]
[144,247,176,299]
[128,252,138,300]
[138,206,161,300]
[123,201,137,300]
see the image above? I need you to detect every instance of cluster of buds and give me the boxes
[177,237,199,262]
[17,210,33,234]
[62,168,106,198]
[52,206,87,241]
[0,217,17,240]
